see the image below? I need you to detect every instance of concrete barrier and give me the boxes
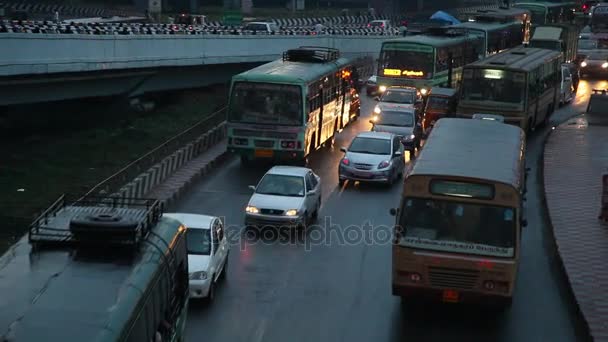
[0,34,384,77]
[114,122,227,204]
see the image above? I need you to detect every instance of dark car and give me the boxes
[365,75,379,96]
[580,50,608,77]
[421,87,458,137]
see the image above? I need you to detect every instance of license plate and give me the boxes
[442,289,460,303]
[354,171,371,178]
[254,149,273,158]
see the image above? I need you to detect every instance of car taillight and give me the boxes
[378,160,390,169]
[409,273,421,282]
[484,281,496,290]
[341,158,350,165]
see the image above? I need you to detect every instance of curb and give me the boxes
[538,114,594,342]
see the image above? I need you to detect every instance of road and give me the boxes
[176,80,604,342]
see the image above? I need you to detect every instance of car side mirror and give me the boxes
[340,147,347,153]
[389,208,397,216]
[248,185,256,191]
[374,96,380,101]
[394,151,402,157]
[307,189,317,196]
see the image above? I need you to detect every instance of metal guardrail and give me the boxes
[80,105,228,201]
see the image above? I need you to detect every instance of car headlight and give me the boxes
[379,85,387,92]
[602,62,608,68]
[581,61,587,67]
[189,271,208,280]
[420,88,428,95]
[403,134,415,141]
[374,105,381,114]
[246,206,259,213]
[285,209,298,216]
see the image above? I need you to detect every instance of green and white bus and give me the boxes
[450,20,528,56]
[227,47,361,164]
[514,1,576,25]
[0,195,190,341]
[457,46,562,133]
[377,28,484,97]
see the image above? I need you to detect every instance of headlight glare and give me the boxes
[285,209,298,216]
[246,206,259,213]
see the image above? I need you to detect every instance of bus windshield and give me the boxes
[379,44,433,78]
[229,82,302,125]
[398,197,516,258]
[462,69,526,104]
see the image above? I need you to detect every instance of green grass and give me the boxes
[0,86,227,254]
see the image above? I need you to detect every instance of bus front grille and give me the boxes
[254,140,275,148]
[233,129,297,140]
[428,266,479,290]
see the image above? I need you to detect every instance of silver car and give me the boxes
[370,107,422,157]
[245,166,321,229]
[338,131,406,186]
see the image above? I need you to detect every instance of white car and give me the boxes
[243,21,279,33]
[245,166,322,229]
[164,213,229,302]
[373,86,422,115]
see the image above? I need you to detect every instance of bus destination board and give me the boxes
[430,180,494,199]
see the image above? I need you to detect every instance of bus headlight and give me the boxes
[602,62,608,69]
[420,88,428,95]
[379,85,387,92]
[581,61,587,67]
[374,105,381,114]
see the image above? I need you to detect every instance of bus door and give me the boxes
[340,76,348,128]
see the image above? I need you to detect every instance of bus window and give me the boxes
[461,69,526,104]
[228,82,302,125]
[399,197,516,257]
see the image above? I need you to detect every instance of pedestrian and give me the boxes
[54,11,59,23]
[314,21,323,34]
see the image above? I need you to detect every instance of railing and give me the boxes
[80,105,227,201]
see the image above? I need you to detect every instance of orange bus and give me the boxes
[390,117,526,308]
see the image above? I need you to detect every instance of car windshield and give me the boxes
[578,40,598,49]
[397,197,516,258]
[256,174,305,197]
[426,96,449,111]
[349,137,391,155]
[228,82,302,125]
[376,111,414,126]
[380,90,415,104]
[587,53,608,60]
[187,228,211,255]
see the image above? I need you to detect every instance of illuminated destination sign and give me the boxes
[430,180,494,199]
[383,68,425,77]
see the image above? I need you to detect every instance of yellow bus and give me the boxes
[390,118,526,308]
[457,46,562,133]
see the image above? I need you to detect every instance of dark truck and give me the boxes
[528,23,580,64]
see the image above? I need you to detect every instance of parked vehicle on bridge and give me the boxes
[390,117,527,309]
[338,131,406,186]
[164,213,229,302]
[243,21,279,33]
[368,19,392,29]
[421,87,459,136]
[370,107,422,158]
[0,195,189,341]
[377,27,484,97]
[245,166,322,229]
[227,47,361,164]
[457,46,562,133]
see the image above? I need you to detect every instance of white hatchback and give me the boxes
[245,166,322,229]
[164,213,229,302]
